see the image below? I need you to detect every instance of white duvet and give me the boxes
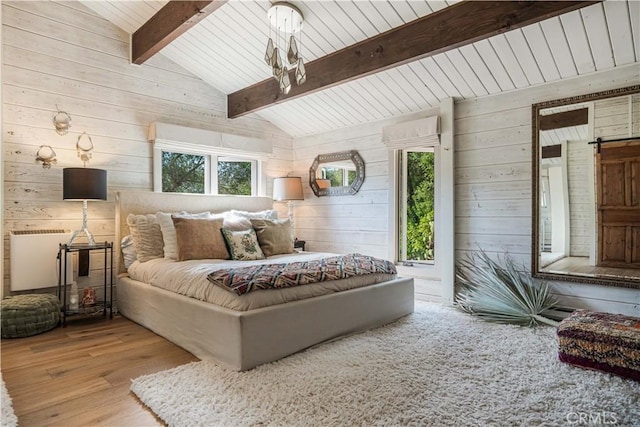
[127,252,396,311]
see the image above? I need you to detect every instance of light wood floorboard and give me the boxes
[542,255,640,280]
[1,316,198,426]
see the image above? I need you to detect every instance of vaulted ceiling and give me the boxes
[81,0,639,138]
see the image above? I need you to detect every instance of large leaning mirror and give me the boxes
[309,150,365,197]
[532,85,640,288]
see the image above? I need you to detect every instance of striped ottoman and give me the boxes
[1,294,61,338]
[557,310,640,381]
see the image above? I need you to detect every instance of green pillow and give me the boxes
[250,219,294,257]
[221,228,265,260]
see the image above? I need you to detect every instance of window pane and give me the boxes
[218,161,252,195]
[162,151,205,193]
[322,167,344,187]
[403,151,435,261]
[347,169,356,185]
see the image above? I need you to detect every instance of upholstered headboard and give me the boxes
[114,191,274,275]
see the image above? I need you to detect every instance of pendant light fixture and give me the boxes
[265,2,306,94]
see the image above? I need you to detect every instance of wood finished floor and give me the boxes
[543,255,640,279]
[1,316,198,427]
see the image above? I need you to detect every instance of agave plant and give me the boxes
[455,250,559,327]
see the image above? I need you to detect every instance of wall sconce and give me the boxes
[53,108,71,135]
[35,145,57,169]
[76,132,94,166]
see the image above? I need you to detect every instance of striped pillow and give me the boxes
[126,213,164,263]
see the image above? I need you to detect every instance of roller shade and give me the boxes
[149,122,272,160]
[382,115,440,149]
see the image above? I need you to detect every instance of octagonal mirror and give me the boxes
[309,150,365,197]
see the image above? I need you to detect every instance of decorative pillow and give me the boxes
[220,211,253,231]
[230,209,279,220]
[156,211,214,259]
[121,235,137,269]
[220,210,278,231]
[172,217,230,261]
[126,213,164,263]
[250,218,294,257]
[221,228,265,261]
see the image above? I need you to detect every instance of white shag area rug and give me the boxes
[131,302,640,427]
[1,374,18,427]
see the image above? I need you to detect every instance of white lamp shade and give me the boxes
[273,177,304,201]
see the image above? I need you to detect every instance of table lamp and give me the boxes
[63,168,107,245]
[273,176,304,231]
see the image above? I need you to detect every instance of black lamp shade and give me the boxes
[63,168,107,200]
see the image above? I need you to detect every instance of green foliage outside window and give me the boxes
[162,153,253,195]
[405,151,435,261]
[347,169,356,185]
[218,161,252,195]
[162,152,205,193]
[322,167,343,187]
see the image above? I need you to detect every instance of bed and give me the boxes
[115,190,414,371]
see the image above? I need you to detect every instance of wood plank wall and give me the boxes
[567,140,590,257]
[293,65,639,314]
[292,108,443,302]
[1,1,293,297]
[455,65,639,316]
[2,1,638,315]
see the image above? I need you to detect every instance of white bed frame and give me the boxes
[115,191,415,371]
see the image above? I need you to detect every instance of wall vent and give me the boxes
[11,229,67,235]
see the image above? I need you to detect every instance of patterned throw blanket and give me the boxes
[207,254,397,296]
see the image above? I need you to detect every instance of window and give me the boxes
[398,149,435,263]
[217,157,256,196]
[157,149,259,196]
[320,163,357,187]
[162,152,206,193]
[383,107,453,300]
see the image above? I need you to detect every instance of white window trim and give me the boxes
[219,156,259,196]
[154,148,262,196]
[390,147,441,280]
[149,122,271,196]
[398,147,437,267]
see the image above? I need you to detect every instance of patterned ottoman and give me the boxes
[1,294,61,338]
[557,310,640,381]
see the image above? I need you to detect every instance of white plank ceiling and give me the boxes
[81,0,640,138]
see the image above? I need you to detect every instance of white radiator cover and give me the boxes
[10,230,74,291]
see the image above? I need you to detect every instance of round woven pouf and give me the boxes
[1,294,60,338]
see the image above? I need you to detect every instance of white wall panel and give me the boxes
[2,0,292,296]
[455,65,640,315]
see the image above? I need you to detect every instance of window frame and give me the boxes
[385,100,454,302]
[398,147,437,266]
[320,163,356,187]
[388,143,444,283]
[153,147,262,196]
[216,156,259,196]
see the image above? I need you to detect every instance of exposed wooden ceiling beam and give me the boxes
[539,108,589,131]
[542,144,562,159]
[132,0,227,65]
[228,0,599,119]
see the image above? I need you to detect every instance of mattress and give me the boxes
[127,252,397,311]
